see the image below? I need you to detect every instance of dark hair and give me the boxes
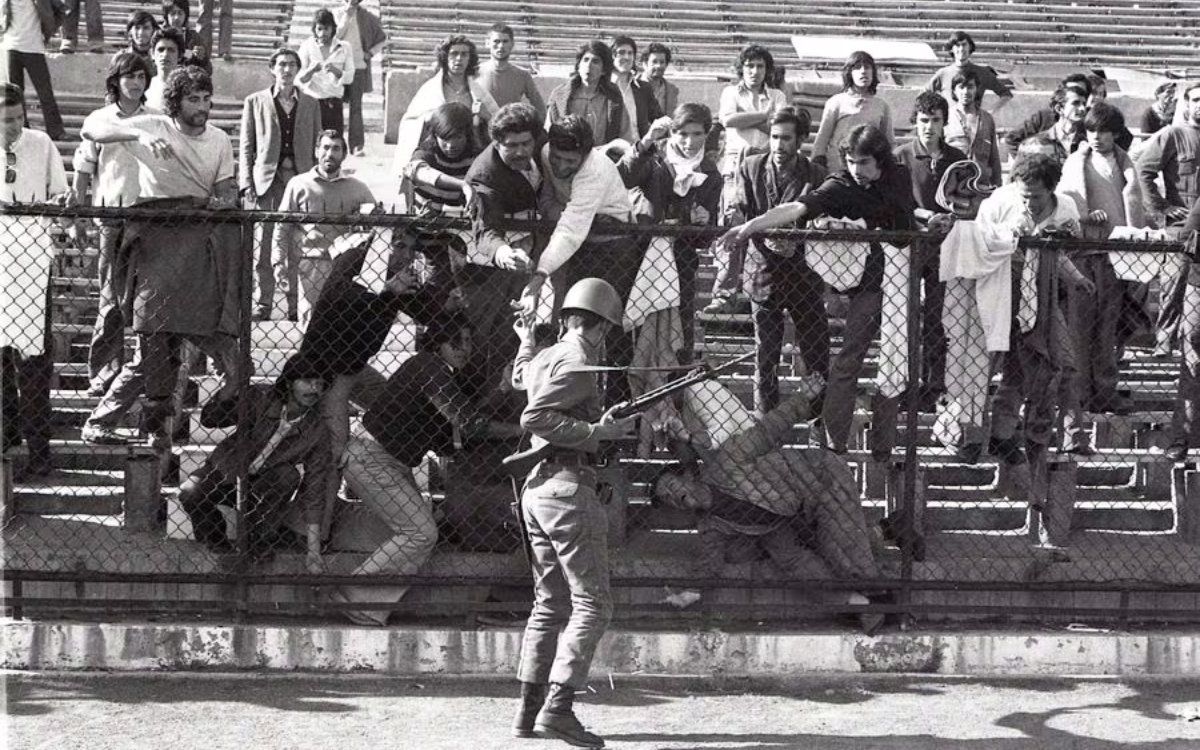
[126,9,158,33]
[269,47,302,69]
[642,41,672,65]
[104,52,153,105]
[911,90,949,123]
[1084,101,1125,134]
[841,50,878,94]
[1085,72,1107,96]
[548,115,595,154]
[610,34,637,58]
[0,82,24,110]
[421,102,479,158]
[417,311,473,353]
[671,102,712,133]
[437,35,479,78]
[489,101,543,142]
[1155,80,1177,98]
[312,8,337,32]
[945,30,976,54]
[1010,152,1063,190]
[161,0,189,24]
[150,27,186,57]
[489,22,514,39]
[770,105,811,140]
[734,44,774,82]
[1017,133,1069,165]
[1051,79,1091,113]
[317,128,347,152]
[163,66,212,118]
[574,40,614,79]
[949,68,979,101]
[838,123,893,167]
[275,354,330,396]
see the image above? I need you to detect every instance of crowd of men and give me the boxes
[5,13,1200,746]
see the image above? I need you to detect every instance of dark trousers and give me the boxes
[197,0,234,57]
[180,463,301,548]
[1067,255,1123,408]
[675,239,699,363]
[1157,251,1189,347]
[821,288,882,452]
[6,50,65,141]
[317,97,344,134]
[459,265,527,398]
[1,348,52,468]
[61,0,104,45]
[87,222,129,392]
[343,68,369,152]
[254,165,297,316]
[917,249,946,395]
[751,256,830,415]
[1169,263,1200,448]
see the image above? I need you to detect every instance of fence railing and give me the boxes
[1,203,1197,627]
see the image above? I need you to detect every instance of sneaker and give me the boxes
[701,297,737,315]
[59,40,75,53]
[81,423,131,445]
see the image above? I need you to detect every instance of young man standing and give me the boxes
[944,69,1003,189]
[239,48,322,322]
[195,0,232,62]
[925,30,1013,115]
[639,42,678,116]
[335,0,386,156]
[79,67,240,449]
[272,129,376,325]
[59,0,104,54]
[1,0,67,141]
[478,23,545,121]
[706,44,788,314]
[736,107,828,416]
[1138,82,1200,357]
[144,27,184,111]
[113,10,158,76]
[0,82,68,480]
[609,35,662,140]
[509,277,638,748]
[894,91,969,410]
[75,53,159,398]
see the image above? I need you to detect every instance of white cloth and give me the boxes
[806,216,871,291]
[298,38,354,101]
[624,234,680,331]
[662,141,708,197]
[682,379,757,449]
[875,242,910,398]
[939,220,1013,352]
[1,128,67,356]
[392,70,499,175]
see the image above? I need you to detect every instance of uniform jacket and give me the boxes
[238,87,322,196]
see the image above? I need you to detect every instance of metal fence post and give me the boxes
[899,238,926,615]
[233,211,256,621]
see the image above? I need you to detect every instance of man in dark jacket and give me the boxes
[736,106,828,416]
[609,35,662,140]
[179,355,332,569]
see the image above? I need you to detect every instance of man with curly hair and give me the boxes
[79,67,241,450]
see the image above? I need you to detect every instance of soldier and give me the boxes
[509,278,637,749]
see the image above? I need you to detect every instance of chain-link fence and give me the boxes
[2,202,1198,628]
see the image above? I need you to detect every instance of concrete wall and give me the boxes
[8,54,274,103]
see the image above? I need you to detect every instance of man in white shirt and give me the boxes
[0,81,68,480]
[609,35,662,140]
[80,67,241,449]
[74,53,160,398]
[706,44,788,314]
[1,0,66,141]
[478,23,545,122]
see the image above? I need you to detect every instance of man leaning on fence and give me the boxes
[509,277,638,749]
[179,354,331,565]
[0,81,68,481]
[79,66,242,450]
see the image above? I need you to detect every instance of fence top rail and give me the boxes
[0,202,1190,253]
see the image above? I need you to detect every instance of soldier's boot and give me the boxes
[534,682,605,748]
[512,681,547,739]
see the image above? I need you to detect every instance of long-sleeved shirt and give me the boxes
[517,330,604,454]
[478,60,546,121]
[73,103,161,208]
[944,106,1002,188]
[297,37,355,101]
[270,167,376,267]
[465,140,544,267]
[894,139,969,214]
[361,351,488,466]
[534,144,633,276]
[925,61,1013,106]
[718,83,788,172]
[1136,122,1200,215]
[810,92,894,173]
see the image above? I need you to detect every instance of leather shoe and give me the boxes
[534,710,605,748]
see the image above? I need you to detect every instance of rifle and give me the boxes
[501,350,755,478]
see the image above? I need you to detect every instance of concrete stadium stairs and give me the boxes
[5,229,1200,621]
